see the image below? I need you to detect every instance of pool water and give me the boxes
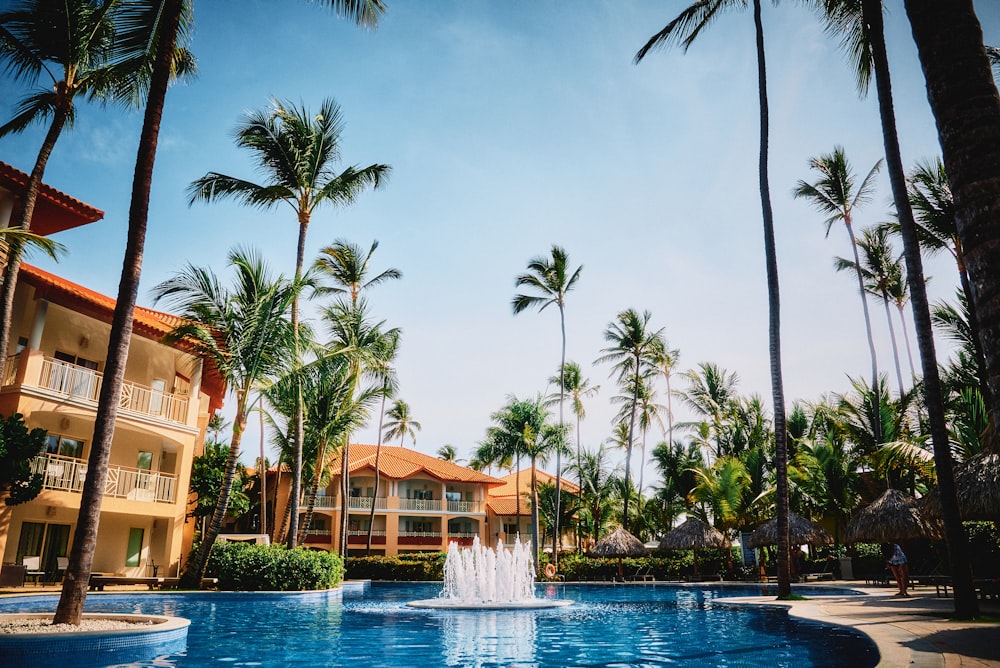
[1,583,879,667]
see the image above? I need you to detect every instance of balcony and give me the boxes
[398,498,443,512]
[300,495,483,513]
[347,530,386,545]
[347,496,387,510]
[31,452,176,504]
[398,531,442,546]
[3,354,190,427]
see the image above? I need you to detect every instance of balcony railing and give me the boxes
[300,495,482,513]
[446,500,481,513]
[37,357,189,425]
[31,452,176,504]
[2,353,19,386]
[347,496,387,510]
[398,498,443,511]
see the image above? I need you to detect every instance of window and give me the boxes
[136,451,153,471]
[53,351,99,399]
[126,528,144,567]
[15,336,27,353]
[406,520,433,533]
[448,520,472,534]
[46,435,83,458]
[445,491,461,502]
[503,523,519,535]
[410,489,433,500]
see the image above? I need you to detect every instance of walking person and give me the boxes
[883,543,909,596]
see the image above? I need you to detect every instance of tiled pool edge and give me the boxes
[0,613,190,667]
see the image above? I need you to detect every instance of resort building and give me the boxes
[275,444,506,556]
[0,162,223,580]
[487,469,579,550]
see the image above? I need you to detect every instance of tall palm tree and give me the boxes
[884,261,916,381]
[834,226,905,394]
[365,330,398,554]
[610,371,663,495]
[825,0,980,619]
[650,339,680,446]
[313,238,402,305]
[152,248,297,588]
[568,444,617,545]
[794,147,883,425]
[635,0,793,598]
[595,308,663,530]
[189,98,390,548]
[512,244,581,565]
[382,399,421,447]
[545,361,599,492]
[0,0,193,364]
[437,444,458,462]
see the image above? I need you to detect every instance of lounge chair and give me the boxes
[22,556,45,585]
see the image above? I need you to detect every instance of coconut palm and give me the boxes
[545,361,599,493]
[189,97,390,548]
[0,0,193,365]
[313,239,402,305]
[382,399,421,447]
[678,362,739,460]
[650,339,681,446]
[825,0,980,618]
[884,261,916,381]
[437,444,458,462]
[794,147,883,417]
[512,244,581,564]
[595,308,664,530]
[635,0,793,599]
[364,330,398,555]
[834,226,905,394]
[610,371,663,495]
[151,247,297,588]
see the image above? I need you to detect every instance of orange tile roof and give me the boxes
[0,161,103,235]
[331,444,506,486]
[486,498,522,516]
[490,469,579,497]
[17,263,225,410]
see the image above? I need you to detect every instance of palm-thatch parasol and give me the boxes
[845,488,944,544]
[658,517,727,576]
[746,511,833,548]
[920,452,1000,521]
[590,525,648,577]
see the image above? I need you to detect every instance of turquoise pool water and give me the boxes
[1,583,878,667]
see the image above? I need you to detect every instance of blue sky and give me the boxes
[2,2,997,485]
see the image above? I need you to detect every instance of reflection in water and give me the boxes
[441,610,536,667]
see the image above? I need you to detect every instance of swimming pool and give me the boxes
[1,583,879,667]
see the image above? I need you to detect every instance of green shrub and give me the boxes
[205,542,343,591]
[346,553,446,580]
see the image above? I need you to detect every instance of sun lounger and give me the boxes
[88,575,219,591]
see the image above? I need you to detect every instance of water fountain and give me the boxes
[407,536,572,609]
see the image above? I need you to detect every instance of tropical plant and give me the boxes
[512,244,581,564]
[827,0,979,617]
[791,431,864,545]
[651,438,703,513]
[0,412,47,505]
[188,97,390,548]
[635,0,793,598]
[677,362,739,460]
[595,308,663,530]
[382,399,421,447]
[568,444,618,545]
[152,247,297,588]
[437,444,458,462]
[545,361,598,494]
[794,146,882,416]
[0,0,193,364]
[189,440,252,527]
[313,238,402,305]
[650,339,680,445]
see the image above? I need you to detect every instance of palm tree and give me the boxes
[313,238,402,305]
[188,97,390,548]
[825,0,980,619]
[794,147,883,421]
[382,399,421,447]
[650,339,680,446]
[437,444,458,462]
[365,330,398,555]
[568,444,617,545]
[0,0,193,364]
[595,308,663,530]
[884,261,917,381]
[678,362,740,461]
[151,248,297,588]
[546,362,597,476]
[834,226,905,394]
[512,244,582,565]
[610,371,663,495]
[635,0,793,598]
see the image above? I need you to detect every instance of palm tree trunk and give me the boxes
[846,219,881,434]
[287,216,309,549]
[753,0,791,599]
[530,457,540,576]
[181,402,249,588]
[895,303,917,381]
[514,457,522,538]
[53,0,183,625]
[339,435,351,557]
[297,439,327,546]
[0,105,69,363]
[553,305,566,566]
[666,372,675,445]
[955,248,992,406]
[277,486,292,545]
[870,0,978,619]
[367,391,388,554]
[259,402,267,537]
[881,289,905,394]
[623,359,639,531]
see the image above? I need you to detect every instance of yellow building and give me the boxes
[486,469,580,550]
[0,162,223,579]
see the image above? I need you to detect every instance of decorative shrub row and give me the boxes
[205,542,344,591]
[345,554,445,581]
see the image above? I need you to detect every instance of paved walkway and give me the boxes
[727,584,1000,667]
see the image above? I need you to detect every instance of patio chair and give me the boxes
[0,564,26,587]
[52,556,69,582]
[22,556,45,585]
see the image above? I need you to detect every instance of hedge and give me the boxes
[204,542,343,591]
[346,553,446,581]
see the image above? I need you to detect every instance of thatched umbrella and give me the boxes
[921,452,1000,521]
[590,525,648,577]
[658,517,727,576]
[845,488,944,544]
[746,512,833,548]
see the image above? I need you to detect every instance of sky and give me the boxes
[2,1,998,488]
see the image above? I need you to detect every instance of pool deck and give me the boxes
[2,581,998,666]
[723,584,1000,668]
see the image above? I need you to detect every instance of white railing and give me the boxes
[398,531,442,538]
[31,452,176,503]
[446,500,481,513]
[448,532,479,539]
[310,495,337,508]
[304,529,332,537]
[37,358,189,426]
[347,530,386,537]
[348,496,387,510]
[2,353,19,386]
[399,498,443,511]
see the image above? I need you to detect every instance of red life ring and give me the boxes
[544,563,557,579]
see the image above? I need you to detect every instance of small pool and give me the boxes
[1,583,878,667]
